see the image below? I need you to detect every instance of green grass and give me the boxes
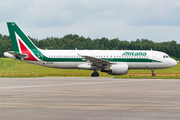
[0,58,180,78]
[0,58,104,77]
[128,66,180,73]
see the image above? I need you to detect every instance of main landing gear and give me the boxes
[91,71,99,77]
[151,69,156,76]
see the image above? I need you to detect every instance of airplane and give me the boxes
[4,22,177,77]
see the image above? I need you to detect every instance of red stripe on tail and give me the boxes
[19,39,38,61]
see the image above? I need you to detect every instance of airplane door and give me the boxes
[152,52,158,62]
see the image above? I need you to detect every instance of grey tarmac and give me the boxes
[0,77,180,120]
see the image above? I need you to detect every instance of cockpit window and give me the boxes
[163,55,170,58]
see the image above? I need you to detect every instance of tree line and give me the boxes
[0,33,180,58]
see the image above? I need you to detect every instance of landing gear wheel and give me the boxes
[91,72,99,77]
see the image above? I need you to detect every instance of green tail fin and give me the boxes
[7,22,38,53]
[7,22,41,61]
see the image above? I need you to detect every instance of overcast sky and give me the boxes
[0,0,180,42]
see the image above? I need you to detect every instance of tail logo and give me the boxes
[15,32,38,61]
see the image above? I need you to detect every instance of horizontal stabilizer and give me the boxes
[8,51,28,59]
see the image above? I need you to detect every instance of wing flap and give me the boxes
[78,54,111,67]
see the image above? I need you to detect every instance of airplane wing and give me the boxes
[8,51,28,59]
[78,54,111,67]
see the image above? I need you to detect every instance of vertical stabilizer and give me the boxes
[7,22,40,61]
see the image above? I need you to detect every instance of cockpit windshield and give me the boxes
[163,55,170,58]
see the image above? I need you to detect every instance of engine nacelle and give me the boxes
[101,64,128,75]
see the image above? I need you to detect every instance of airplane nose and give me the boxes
[171,59,177,67]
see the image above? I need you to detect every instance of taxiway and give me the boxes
[0,77,180,120]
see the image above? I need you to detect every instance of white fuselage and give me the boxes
[5,50,176,70]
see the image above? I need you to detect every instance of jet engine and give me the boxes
[101,64,128,75]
